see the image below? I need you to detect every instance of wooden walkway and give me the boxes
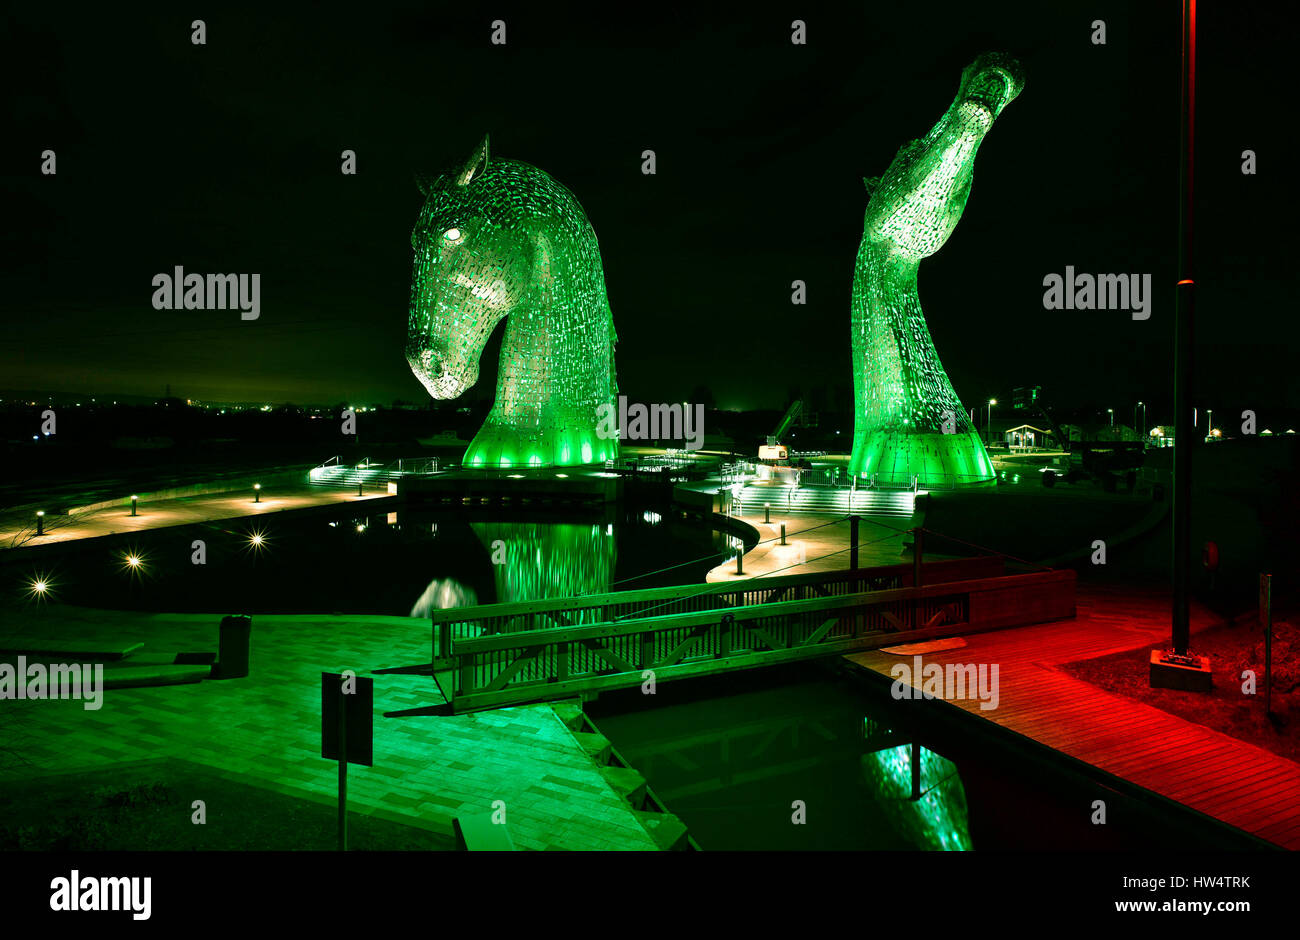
[845,583,1300,849]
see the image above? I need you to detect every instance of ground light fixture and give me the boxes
[254,483,261,503]
[119,550,149,584]
[130,494,138,517]
[35,510,44,536]
[26,572,54,600]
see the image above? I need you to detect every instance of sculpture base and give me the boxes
[462,424,618,470]
[849,429,995,488]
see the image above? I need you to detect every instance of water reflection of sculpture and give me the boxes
[859,744,972,851]
[406,135,620,469]
[850,54,1023,487]
[409,578,478,619]
[470,522,616,612]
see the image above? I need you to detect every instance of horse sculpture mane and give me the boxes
[407,135,619,469]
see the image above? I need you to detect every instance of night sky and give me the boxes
[1,2,1291,423]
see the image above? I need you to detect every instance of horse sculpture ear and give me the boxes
[456,134,491,186]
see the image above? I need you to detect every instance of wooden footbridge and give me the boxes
[429,557,1076,713]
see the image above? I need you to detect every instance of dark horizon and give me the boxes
[2,2,1292,420]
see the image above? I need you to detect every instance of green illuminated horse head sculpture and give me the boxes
[850,53,1024,487]
[407,135,619,468]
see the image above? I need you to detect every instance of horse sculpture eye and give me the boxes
[443,228,463,243]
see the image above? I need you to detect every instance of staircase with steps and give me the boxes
[308,465,391,488]
[309,456,440,488]
[735,484,916,517]
[553,701,696,851]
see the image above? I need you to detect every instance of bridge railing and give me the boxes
[439,568,1075,712]
[431,556,1004,656]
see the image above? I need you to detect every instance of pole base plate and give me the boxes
[1149,649,1212,692]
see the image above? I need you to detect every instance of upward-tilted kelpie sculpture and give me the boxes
[850,54,1024,487]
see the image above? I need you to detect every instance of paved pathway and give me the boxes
[0,604,658,851]
[2,485,391,551]
[706,509,949,583]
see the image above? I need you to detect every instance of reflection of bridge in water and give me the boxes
[592,684,973,850]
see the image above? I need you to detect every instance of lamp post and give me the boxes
[1170,0,1197,658]
[35,510,44,537]
[986,399,997,446]
[1207,408,1213,441]
[130,495,138,517]
[1107,408,1114,428]
[254,483,261,503]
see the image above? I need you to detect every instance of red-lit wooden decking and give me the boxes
[845,584,1300,849]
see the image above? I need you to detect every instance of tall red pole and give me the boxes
[1172,0,1196,654]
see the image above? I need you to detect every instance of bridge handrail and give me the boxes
[431,557,1005,649]
[432,556,1001,625]
[452,569,1063,654]
[441,568,1077,710]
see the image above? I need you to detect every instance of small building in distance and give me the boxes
[1003,423,1058,451]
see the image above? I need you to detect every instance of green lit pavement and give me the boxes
[0,603,659,850]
